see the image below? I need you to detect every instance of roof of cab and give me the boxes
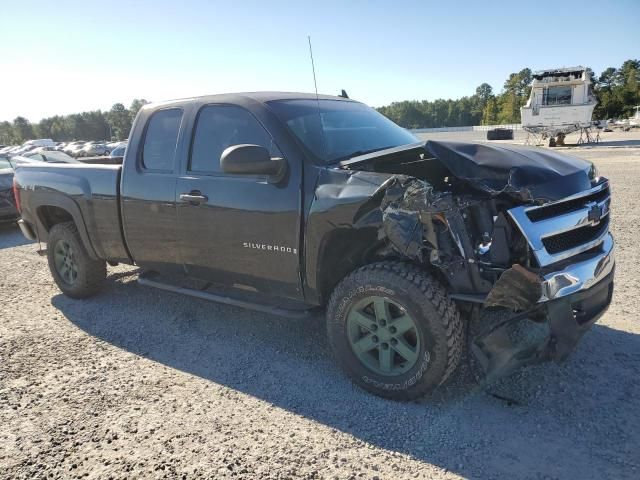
[141,91,355,112]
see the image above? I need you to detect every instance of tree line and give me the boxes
[1,59,638,144]
[376,59,640,129]
[0,99,149,145]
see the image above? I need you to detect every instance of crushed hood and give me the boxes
[340,140,594,203]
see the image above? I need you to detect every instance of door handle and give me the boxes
[180,192,208,204]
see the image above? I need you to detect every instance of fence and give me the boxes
[411,124,522,134]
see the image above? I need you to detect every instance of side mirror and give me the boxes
[220,144,286,178]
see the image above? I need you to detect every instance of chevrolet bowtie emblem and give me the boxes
[588,204,602,224]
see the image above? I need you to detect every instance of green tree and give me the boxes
[475,83,493,103]
[482,97,498,125]
[12,117,35,143]
[129,99,149,121]
[108,103,132,140]
[0,121,17,144]
[598,67,617,89]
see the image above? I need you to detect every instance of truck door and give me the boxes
[175,104,302,300]
[121,107,184,275]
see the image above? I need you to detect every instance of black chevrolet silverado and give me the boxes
[13,93,615,399]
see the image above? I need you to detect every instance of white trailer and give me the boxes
[521,66,597,145]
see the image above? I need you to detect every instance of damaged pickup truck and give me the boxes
[13,93,614,400]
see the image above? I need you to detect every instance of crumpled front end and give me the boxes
[333,140,615,382]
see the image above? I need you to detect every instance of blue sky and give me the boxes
[1,0,638,121]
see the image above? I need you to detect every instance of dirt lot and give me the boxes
[1,140,639,479]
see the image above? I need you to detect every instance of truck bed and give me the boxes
[14,163,129,262]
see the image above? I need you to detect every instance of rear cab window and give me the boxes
[142,108,183,171]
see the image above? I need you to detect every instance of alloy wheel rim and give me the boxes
[346,296,420,376]
[53,240,78,285]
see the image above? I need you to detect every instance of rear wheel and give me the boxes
[47,222,106,298]
[327,262,463,400]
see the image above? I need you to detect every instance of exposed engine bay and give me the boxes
[332,140,613,382]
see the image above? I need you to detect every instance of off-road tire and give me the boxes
[326,261,464,400]
[47,221,106,298]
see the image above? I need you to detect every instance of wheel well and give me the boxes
[320,253,447,307]
[37,205,74,232]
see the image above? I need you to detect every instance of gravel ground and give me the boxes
[1,141,639,479]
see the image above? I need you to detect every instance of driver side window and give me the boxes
[189,105,280,175]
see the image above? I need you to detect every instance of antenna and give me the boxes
[307,35,326,156]
[307,36,319,99]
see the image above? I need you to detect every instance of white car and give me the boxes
[22,138,56,148]
[63,141,87,157]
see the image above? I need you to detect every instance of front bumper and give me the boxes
[471,234,615,382]
[541,233,614,301]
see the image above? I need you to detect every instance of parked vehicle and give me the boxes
[79,143,126,165]
[63,141,86,157]
[9,145,39,157]
[109,143,126,158]
[13,92,615,400]
[106,141,124,150]
[0,159,18,222]
[0,145,18,157]
[18,151,80,164]
[486,128,514,140]
[23,139,56,148]
[78,142,110,157]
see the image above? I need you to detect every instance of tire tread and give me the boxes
[327,261,464,399]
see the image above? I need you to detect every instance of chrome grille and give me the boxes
[526,186,610,222]
[542,220,609,254]
[508,180,611,267]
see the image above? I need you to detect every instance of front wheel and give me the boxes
[326,262,463,400]
[47,222,106,298]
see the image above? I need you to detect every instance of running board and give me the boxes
[137,274,319,319]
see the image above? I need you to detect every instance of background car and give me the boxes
[0,146,18,157]
[0,158,18,222]
[18,150,80,164]
[79,142,110,157]
[109,142,126,157]
[63,141,86,156]
[10,144,38,157]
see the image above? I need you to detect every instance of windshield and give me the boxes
[267,99,417,163]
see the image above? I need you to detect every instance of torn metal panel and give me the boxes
[484,264,543,311]
[376,175,493,295]
[423,141,593,203]
[471,268,614,383]
[340,140,594,204]
[469,308,551,384]
[377,175,452,263]
[380,209,424,261]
